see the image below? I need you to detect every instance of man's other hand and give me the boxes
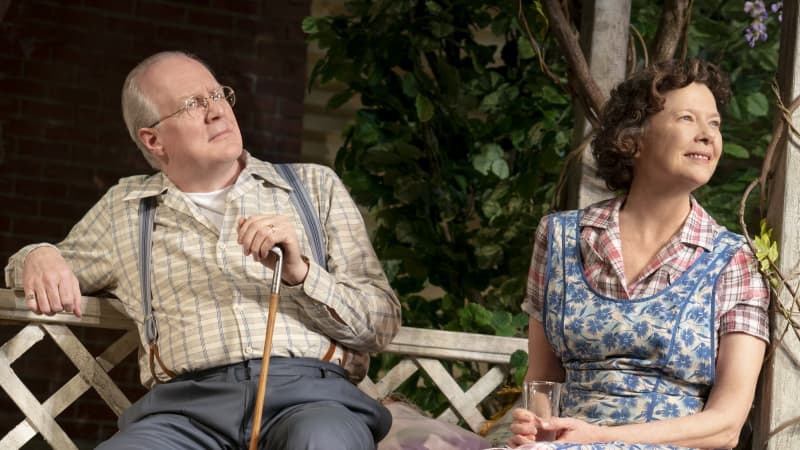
[22,247,82,317]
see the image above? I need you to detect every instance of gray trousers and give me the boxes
[96,357,391,450]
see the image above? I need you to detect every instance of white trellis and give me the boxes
[752,1,800,447]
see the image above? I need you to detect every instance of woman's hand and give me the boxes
[509,410,606,447]
[543,417,605,444]
[508,408,545,447]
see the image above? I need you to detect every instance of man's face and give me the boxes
[139,55,244,186]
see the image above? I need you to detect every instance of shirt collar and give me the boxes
[679,196,715,251]
[580,195,623,230]
[121,151,293,202]
[578,194,715,251]
[122,172,169,201]
[236,151,293,192]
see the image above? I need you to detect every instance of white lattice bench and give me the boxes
[0,288,526,449]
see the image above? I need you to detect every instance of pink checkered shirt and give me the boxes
[521,196,770,342]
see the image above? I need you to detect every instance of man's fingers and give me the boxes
[24,291,39,313]
[22,247,82,317]
[58,281,75,314]
[34,287,51,314]
[258,240,280,266]
[240,219,278,259]
[43,282,62,314]
[71,277,82,317]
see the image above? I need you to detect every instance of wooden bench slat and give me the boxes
[358,358,418,399]
[0,290,133,330]
[0,350,78,450]
[1,331,139,448]
[385,327,527,364]
[437,366,507,426]
[43,324,133,416]
[1,324,45,363]
[417,357,486,431]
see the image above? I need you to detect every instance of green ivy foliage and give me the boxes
[305,0,568,342]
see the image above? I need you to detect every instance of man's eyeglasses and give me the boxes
[147,86,236,128]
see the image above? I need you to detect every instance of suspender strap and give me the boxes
[139,196,174,382]
[274,164,328,270]
[138,196,158,345]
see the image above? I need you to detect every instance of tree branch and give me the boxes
[650,0,692,62]
[541,0,605,124]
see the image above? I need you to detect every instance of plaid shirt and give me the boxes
[5,154,401,386]
[522,196,770,343]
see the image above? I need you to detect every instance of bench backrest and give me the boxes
[0,288,526,449]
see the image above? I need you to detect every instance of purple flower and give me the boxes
[772,1,783,21]
[745,1,767,18]
[744,0,781,45]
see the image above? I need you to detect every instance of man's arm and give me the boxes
[5,190,117,317]
[238,165,401,353]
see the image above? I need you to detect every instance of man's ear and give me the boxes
[138,127,165,160]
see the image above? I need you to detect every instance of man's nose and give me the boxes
[205,98,226,121]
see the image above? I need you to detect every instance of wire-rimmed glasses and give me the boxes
[147,86,236,128]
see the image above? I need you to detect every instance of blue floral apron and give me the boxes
[538,211,743,450]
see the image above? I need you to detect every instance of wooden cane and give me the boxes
[249,247,283,450]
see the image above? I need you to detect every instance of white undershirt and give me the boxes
[185,186,232,231]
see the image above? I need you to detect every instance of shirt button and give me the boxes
[218,243,226,251]
[245,346,253,354]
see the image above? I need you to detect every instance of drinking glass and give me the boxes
[523,381,561,441]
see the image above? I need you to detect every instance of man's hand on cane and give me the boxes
[237,215,309,286]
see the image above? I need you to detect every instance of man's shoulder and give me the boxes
[114,174,158,188]
[246,154,339,186]
[279,162,337,178]
[110,173,163,197]
[273,163,342,191]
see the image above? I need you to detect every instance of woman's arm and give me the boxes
[509,318,566,447]
[543,332,766,448]
[527,317,566,382]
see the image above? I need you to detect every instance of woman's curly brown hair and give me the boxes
[591,59,731,192]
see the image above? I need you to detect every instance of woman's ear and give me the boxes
[631,132,645,158]
[620,134,641,158]
[138,127,165,160]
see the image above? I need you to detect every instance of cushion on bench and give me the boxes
[379,400,491,450]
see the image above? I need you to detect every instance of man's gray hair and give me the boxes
[121,51,210,169]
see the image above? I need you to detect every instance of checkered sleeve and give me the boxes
[281,165,402,353]
[5,190,118,294]
[717,244,770,343]
[521,215,550,322]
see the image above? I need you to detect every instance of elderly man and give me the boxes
[4,51,401,449]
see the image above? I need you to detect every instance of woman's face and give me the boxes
[633,82,722,194]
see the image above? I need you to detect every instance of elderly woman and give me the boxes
[508,60,769,449]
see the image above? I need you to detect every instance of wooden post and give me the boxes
[753,1,800,447]
[565,0,631,209]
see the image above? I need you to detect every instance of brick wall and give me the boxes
[0,0,311,447]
